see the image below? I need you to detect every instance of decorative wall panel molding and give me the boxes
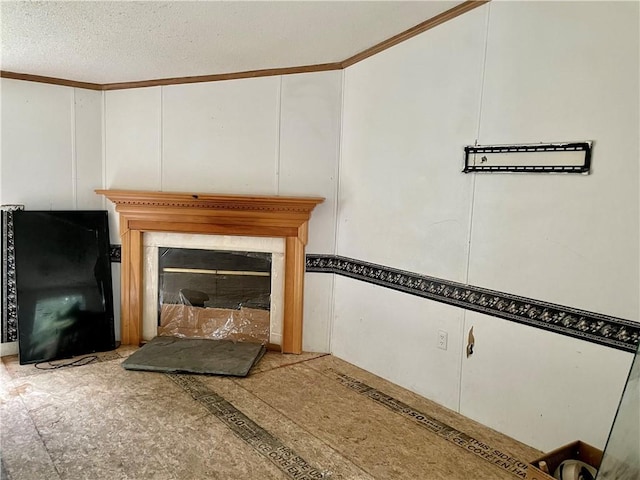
[306,254,639,353]
[1,205,24,343]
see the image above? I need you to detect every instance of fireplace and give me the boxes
[96,190,324,354]
[141,232,285,347]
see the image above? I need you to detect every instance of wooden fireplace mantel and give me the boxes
[96,189,324,354]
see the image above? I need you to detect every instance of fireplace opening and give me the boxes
[156,247,272,345]
[141,232,285,348]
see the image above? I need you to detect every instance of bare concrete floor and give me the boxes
[1,347,541,479]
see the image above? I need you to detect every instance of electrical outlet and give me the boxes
[437,330,448,350]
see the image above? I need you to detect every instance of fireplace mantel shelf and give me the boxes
[96,189,325,213]
[97,189,324,354]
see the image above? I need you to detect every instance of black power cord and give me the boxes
[34,355,98,370]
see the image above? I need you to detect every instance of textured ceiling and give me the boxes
[0,1,463,84]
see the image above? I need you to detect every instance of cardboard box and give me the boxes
[525,441,603,480]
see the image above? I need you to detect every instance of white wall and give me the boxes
[336,5,486,410]
[279,73,342,350]
[469,1,639,320]
[0,79,104,355]
[104,71,342,352]
[336,1,638,451]
[163,78,280,194]
[0,79,103,210]
[462,1,639,451]
[104,87,163,242]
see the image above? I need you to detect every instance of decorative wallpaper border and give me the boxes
[96,247,640,353]
[306,254,639,353]
[110,245,122,263]
[1,206,23,344]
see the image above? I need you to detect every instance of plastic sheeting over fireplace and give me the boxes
[158,248,272,344]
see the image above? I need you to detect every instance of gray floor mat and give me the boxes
[121,336,266,377]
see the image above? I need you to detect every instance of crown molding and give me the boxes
[99,63,343,90]
[0,1,489,91]
[341,0,490,68]
[0,70,103,90]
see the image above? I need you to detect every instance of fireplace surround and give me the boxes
[97,190,324,354]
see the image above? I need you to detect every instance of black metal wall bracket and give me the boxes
[463,142,592,173]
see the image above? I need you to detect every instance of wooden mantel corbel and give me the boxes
[96,189,324,354]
